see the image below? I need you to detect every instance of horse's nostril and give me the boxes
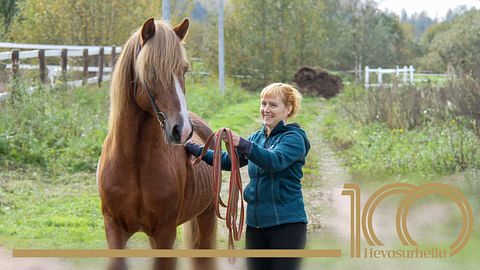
[172,124,182,142]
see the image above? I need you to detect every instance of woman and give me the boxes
[185,83,310,270]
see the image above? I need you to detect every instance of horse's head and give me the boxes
[133,17,193,144]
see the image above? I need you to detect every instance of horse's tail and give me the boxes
[189,111,215,149]
[182,204,218,268]
[182,219,199,249]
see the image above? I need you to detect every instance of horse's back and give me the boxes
[189,112,214,149]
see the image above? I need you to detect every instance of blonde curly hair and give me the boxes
[260,83,302,119]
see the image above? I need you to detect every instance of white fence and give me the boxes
[0,42,122,101]
[364,65,451,88]
[365,65,415,88]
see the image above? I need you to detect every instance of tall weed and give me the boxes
[0,82,110,174]
[340,76,480,133]
[323,75,480,174]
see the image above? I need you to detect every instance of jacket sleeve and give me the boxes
[246,132,306,172]
[201,145,249,171]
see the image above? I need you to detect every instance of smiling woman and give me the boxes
[260,83,302,136]
[185,83,310,270]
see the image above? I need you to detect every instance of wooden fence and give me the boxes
[0,42,123,101]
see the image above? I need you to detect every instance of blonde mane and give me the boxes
[108,20,188,131]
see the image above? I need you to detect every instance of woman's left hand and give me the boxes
[218,128,240,147]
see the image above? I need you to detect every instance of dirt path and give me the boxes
[300,101,467,270]
[0,247,80,270]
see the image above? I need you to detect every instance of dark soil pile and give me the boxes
[292,66,343,99]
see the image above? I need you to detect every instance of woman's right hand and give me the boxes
[184,141,202,157]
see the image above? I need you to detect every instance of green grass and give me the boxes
[293,98,324,186]
[414,74,450,86]
[0,77,259,252]
[185,76,253,121]
[0,169,105,249]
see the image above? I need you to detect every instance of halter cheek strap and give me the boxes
[134,42,168,129]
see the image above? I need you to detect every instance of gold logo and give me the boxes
[342,183,474,258]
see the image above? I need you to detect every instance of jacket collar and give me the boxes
[263,121,300,137]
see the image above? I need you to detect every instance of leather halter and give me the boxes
[134,43,167,129]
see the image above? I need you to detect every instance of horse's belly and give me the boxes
[176,160,215,225]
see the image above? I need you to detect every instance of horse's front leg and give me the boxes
[149,222,178,270]
[104,214,133,270]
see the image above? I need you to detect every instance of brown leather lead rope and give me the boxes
[193,128,245,250]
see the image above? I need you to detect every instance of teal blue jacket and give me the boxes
[193,121,310,228]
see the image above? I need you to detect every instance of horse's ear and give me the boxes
[141,17,156,45]
[173,18,190,41]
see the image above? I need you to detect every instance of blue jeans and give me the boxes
[246,222,307,270]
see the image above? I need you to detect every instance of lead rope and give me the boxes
[192,128,245,252]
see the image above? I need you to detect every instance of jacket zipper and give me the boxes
[255,134,271,228]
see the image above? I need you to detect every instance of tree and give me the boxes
[445,5,469,22]
[334,0,412,73]
[418,10,480,76]
[206,0,334,90]
[403,11,437,38]
[0,0,18,37]
[401,9,408,22]
[8,0,192,46]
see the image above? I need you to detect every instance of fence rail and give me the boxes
[0,42,120,51]
[364,66,450,88]
[0,42,122,101]
[365,65,415,88]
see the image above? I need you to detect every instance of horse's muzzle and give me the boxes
[167,119,193,144]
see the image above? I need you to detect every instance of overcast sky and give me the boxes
[376,0,480,19]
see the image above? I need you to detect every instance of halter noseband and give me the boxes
[134,43,167,129]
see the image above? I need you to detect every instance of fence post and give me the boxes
[11,49,19,80]
[365,66,369,88]
[39,49,46,83]
[83,48,89,85]
[110,46,116,68]
[11,49,19,101]
[378,67,382,86]
[409,65,415,84]
[403,66,408,84]
[394,66,399,87]
[98,47,104,87]
[61,49,68,81]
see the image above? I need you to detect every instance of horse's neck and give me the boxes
[109,105,165,156]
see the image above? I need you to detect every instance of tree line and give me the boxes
[1,0,479,89]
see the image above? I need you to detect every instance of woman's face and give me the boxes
[260,95,292,131]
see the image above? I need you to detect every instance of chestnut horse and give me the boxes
[97,18,216,270]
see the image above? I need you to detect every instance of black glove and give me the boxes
[184,141,203,157]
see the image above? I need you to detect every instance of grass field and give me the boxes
[1,79,479,269]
